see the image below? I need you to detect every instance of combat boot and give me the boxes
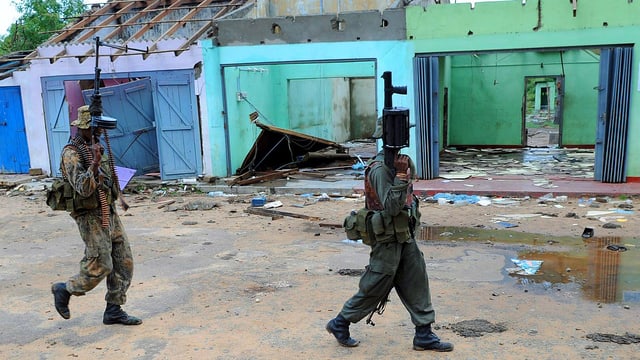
[325,314,359,347]
[51,282,71,319]
[103,303,142,325]
[413,324,454,352]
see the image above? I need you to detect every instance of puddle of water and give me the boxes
[419,226,640,303]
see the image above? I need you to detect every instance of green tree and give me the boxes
[0,0,86,55]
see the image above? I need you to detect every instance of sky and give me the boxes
[0,0,102,36]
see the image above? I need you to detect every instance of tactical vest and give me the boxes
[363,159,420,244]
[60,137,117,213]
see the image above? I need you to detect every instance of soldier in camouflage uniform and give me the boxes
[326,118,452,352]
[51,104,141,326]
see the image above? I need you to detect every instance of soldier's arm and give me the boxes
[61,146,99,198]
[369,163,409,217]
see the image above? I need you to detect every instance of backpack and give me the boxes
[46,178,74,211]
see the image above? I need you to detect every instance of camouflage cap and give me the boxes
[70,105,92,129]
[372,116,383,139]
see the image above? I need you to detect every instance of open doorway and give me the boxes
[414,48,603,180]
[524,76,563,148]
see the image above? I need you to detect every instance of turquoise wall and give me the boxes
[203,40,413,176]
[222,61,375,173]
[447,50,599,146]
[407,0,640,176]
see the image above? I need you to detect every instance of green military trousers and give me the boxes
[66,207,134,305]
[340,240,435,326]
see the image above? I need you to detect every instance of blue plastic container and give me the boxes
[251,197,266,207]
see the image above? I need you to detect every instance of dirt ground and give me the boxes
[1,186,639,360]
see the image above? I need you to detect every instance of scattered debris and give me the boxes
[235,120,346,175]
[507,259,543,275]
[448,319,507,338]
[586,332,640,344]
[338,269,365,276]
[496,221,518,228]
[581,227,594,238]
[244,207,322,221]
[606,244,628,252]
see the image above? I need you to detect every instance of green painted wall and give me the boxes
[222,61,375,174]
[406,0,640,176]
[203,40,412,177]
[447,50,599,146]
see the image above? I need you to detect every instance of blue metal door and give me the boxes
[152,70,202,179]
[595,47,633,183]
[413,56,440,179]
[42,79,71,177]
[82,79,159,176]
[0,86,30,173]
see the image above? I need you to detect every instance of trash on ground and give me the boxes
[586,332,640,344]
[448,319,507,338]
[602,222,623,229]
[251,197,267,207]
[606,244,628,252]
[581,227,594,238]
[263,200,283,209]
[508,258,543,275]
[496,221,518,228]
[342,239,363,245]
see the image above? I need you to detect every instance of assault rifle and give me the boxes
[380,71,411,171]
[89,37,147,211]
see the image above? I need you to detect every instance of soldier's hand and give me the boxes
[89,94,102,116]
[91,143,104,159]
[394,154,410,181]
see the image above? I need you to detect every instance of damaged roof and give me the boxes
[0,0,250,74]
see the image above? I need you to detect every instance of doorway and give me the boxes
[524,76,564,148]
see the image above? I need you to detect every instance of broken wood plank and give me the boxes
[157,200,176,209]
[319,223,343,228]
[127,199,176,209]
[244,207,323,221]
[231,169,298,186]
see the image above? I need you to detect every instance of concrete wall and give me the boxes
[446,50,599,147]
[407,0,640,176]
[215,9,406,45]
[0,39,207,176]
[221,61,376,174]
[203,39,413,176]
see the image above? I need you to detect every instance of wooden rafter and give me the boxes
[109,0,189,61]
[27,0,248,63]
[45,1,120,45]
[50,2,138,64]
[78,0,164,63]
[142,0,215,59]
[175,0,244,56]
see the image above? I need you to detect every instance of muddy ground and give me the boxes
[1,186,639,359]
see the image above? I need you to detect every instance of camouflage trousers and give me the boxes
[65,207,134,305]
[339,240,436,326]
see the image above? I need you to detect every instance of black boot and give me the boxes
[51,282,71,319]
[103,303,142,325]
[413,324,453,352]
[326,314,359,347]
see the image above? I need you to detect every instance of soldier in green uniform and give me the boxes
[326,118,453,352]
[51,104,142,326]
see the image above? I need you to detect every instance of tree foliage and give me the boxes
[0,0,86,55]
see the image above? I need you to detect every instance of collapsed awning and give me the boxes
[236,121,346,175]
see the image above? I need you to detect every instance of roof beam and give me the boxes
[110,0,189,61]
[144,0,216,59]
[49,2,138,64]
[78,0,164,63]
[44,1,120,45]
[175,0,244,56]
